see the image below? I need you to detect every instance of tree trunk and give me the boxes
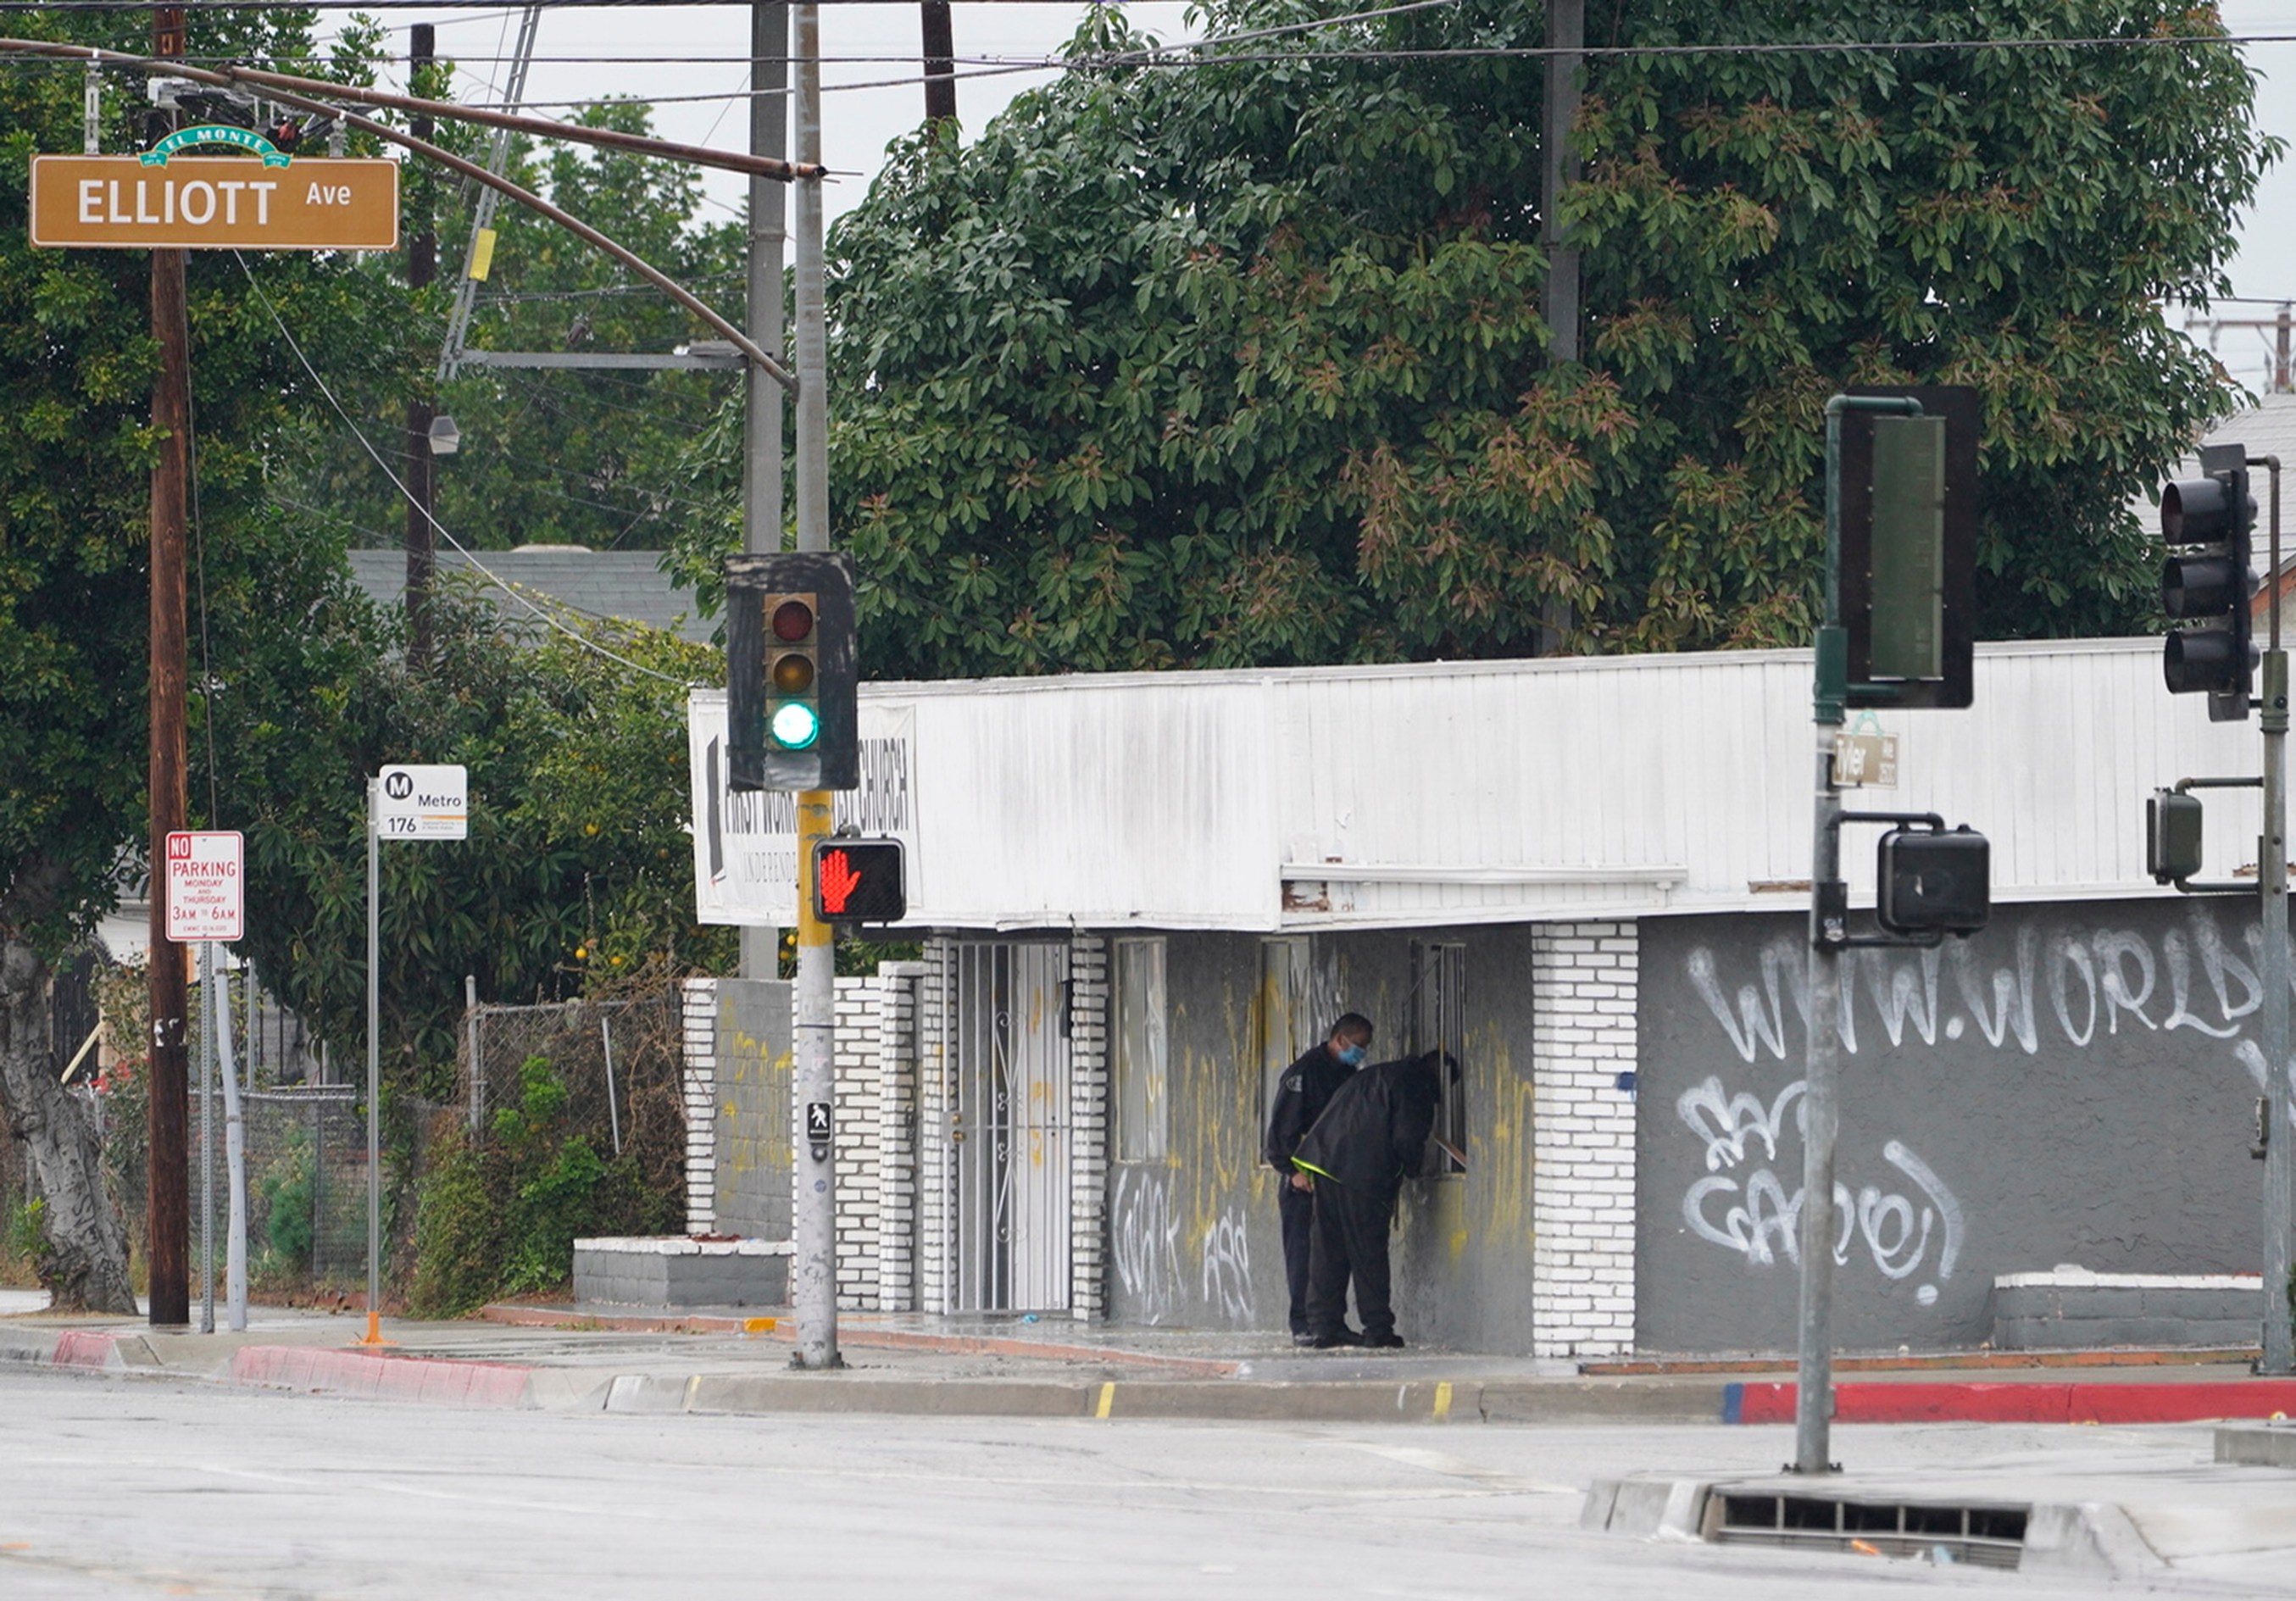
[0,931,137,1314]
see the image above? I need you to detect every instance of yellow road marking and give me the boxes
[1433,1381,1454,1420]
[1096,1382,1115,1420]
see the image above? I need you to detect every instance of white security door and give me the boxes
[954,942,1071,1312]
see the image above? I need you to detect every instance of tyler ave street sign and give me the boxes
[29,153,399,251]
[164,830,243,943]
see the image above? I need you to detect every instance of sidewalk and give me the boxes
[7,1296,2296,1429]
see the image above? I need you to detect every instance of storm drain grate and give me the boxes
[1704,1491,2028,1570]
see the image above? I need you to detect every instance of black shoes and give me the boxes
[1290,1331,1317,1347]
[1308,1328,1366,1348]
[1364,1332,1406,1349]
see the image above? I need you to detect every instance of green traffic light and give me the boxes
[769,700,820,750]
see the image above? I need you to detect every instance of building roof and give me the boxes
[347,547,714,646]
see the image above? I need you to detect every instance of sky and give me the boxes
[353,1,2296,392]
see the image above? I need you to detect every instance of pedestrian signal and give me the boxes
[813,839,905,924]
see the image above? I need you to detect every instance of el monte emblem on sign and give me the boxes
[376,764,470,841]
[164,830,243,944]
[29,136,399,252]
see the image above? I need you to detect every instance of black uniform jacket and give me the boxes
[1263,1043,1353,1171]
[1289,1053,1441,1192]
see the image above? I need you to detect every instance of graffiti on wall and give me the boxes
[1198,1206,1254,1320]
[1687,917,2281,1073]
[1676,1073,1964,1306]
[1673,906,2284,1301]
[1112,1166,1183,1324]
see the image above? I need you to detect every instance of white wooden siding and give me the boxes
[716,637,2263,931]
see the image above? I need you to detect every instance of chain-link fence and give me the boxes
[186,1087,369,1289]
[462,992,687,1183]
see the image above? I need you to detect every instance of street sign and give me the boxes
[1831,731,1899,788]
[376,764,469,840]
[29,153,400,251]
[164,831,243,943]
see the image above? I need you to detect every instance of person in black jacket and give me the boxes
[1263,1014,1373,1344]
[1291,1049,1448,1349]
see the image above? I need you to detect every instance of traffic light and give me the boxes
[1840,386,1978,710]
[813,838,905,924]
[2160,442,2255,722]
[1876,823,1990,937]
[724,552,858,792]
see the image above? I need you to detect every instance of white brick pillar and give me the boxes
[1067,934,1109,1322]
[1532,921,1639,1358]
[876,960,926,1312]
[681,977,719,1236]
[828,976,885,1310]
[919,936,957,1314]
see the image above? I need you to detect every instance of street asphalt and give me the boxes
[3,1363,2293,1598]
[3,1296,2296,1587]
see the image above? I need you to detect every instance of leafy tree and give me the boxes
[224,579,732,1095]
[0,5,406,1309]
[671,0,2276,673]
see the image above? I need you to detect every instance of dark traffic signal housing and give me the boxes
[1839,385,1979,710]
[725,551,859,792]
[2160,442,2256,721]
[2147,788,2206,885]
[1876,822,1991,937]
[814,838,904,924]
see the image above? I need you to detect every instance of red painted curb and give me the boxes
[52,1330,122,1368]
[229,1345,536,1408]
[1732,1379,2296,1426]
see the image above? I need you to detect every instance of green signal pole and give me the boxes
[2257,454,2290,1377]
[1799,393,1921,1476]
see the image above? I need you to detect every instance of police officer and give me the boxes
[1263,1014,1372,1345]
[1292,1049,1450,1349]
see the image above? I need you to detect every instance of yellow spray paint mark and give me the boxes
[743,1317,777,1335]
[1433,1381,1454,1420]
[1096,1381,1115,1419]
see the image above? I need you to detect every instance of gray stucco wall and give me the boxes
[1636,899,2270,1354]
[714,977,792,1241]
[1103,926,1542,1353]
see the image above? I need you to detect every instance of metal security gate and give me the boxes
[954,942,1071,1312]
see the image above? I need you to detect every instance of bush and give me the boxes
[409,1053,674,1316]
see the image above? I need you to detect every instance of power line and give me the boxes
[233,250,703,687]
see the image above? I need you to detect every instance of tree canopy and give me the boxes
[677,0,2277,676]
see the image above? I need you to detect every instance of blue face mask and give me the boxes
[1337,1042,1367,1068]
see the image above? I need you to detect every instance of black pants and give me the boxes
[1307,1180,1398,1340]
[1278,1179,1315,1334]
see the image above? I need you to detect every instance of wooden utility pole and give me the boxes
[404,23,437,662]
[146,0,191,1329]
[1541,0,1582,364]
[921,2,955,128]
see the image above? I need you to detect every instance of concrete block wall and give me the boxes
[681,978,718,1235]
[1993,1271,2265,1351]
[876,961,926,1313]
[1068,936,1109,1322]
[920,937,957,1314]
[1531,922,1638,1359]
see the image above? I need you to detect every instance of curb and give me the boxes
[479,1303,1245,1376]
[1725,1379,2296,1426]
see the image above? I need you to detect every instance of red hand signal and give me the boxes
[819,848,863,915]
